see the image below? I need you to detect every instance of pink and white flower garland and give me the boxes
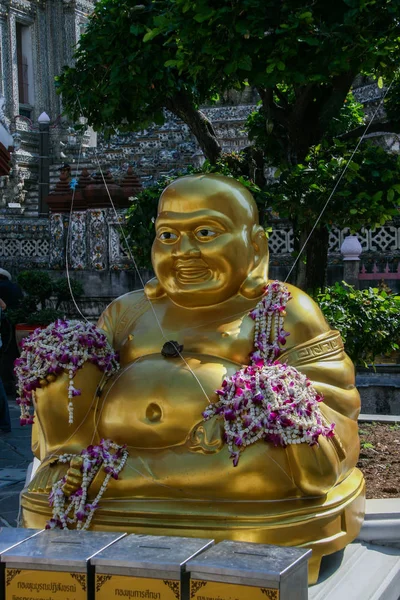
[249,280,292,362]
[47,439,128,531]
[203,281,335,466]
[14,319,120,425]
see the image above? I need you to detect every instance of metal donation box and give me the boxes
[0,528,42,598]
[91,534,214,600]
[1,529,125,600]
[186,540,312,600]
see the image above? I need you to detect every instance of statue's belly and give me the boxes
[98,353,240,448]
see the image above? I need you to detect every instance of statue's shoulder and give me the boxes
[107,289,147,311]
[98,289,149,347]
[282,282,331,348]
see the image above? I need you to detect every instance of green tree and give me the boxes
[263,140,400,292]
[56,1,221,162]
[58,0,400,289]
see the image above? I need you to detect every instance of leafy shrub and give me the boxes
[8,271,83,325]
[53,278,84,310]
[17,271,53,307]
[316,282,400,366]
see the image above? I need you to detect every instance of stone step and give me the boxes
[359,498,400,548]
[309,542,400,600]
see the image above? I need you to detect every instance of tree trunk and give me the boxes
[166,93,222,164]
[292,223,307,290]
[304,226,329,294]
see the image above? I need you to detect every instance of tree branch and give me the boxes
[317,71,356,133]
[257,86,287,125]
[165,91,222,164]
[338,120,400,141]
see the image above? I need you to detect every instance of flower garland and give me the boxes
[47,439,128,531]
[203,281,335,466]
[249,280,292,362]
[14,319,120,425]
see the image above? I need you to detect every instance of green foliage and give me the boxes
[317,282,400,366]
[246,92,366,166]
[57,0,400,147]
[17,271,53,307]
[53,278,84,310]
[162,0,400,93]
[56,0,207,136]
[361,442,375,450]
[384,73,400,125]
[263,140,400,232]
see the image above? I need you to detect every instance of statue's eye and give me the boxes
[159,231,178,242]
[195,229,217,240]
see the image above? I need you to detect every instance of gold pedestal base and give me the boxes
[21,468,365,585]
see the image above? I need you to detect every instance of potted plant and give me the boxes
[7,270,84,347]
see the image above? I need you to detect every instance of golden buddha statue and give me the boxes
[21,175,365,583]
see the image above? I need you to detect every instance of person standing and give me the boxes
[0,268,23,394]
[0,297,11,433]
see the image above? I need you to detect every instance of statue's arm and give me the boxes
[97,290,148,349]
[280,286,360,495]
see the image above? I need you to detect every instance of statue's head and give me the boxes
[145,174,269,308]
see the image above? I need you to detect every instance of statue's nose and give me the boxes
[173,233,200,257]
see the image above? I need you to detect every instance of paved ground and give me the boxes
[0,395,33,527]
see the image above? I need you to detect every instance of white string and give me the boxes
[285,79,396,282]
[64,126,90,323]
[91,146,212,406]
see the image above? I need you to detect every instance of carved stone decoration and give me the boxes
[108,214,130,269]
[0,93,11,134]
[49,212,66,268]
[268,229,290,254]
[85,170,126,209]
[78,167,92,189]
[341,235,363,261]
[121,166,142,198]
[88,209,108,270]
[69,211,87,269]
[370,226,398,252]
[328,227,341,253]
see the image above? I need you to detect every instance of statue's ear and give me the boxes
[239,225,269,299]
[144,277,166,299]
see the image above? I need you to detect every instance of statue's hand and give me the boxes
[36,374,60,388]
[27,459,68,495]
[62,456,84,498]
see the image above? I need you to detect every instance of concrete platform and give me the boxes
[310,499,400,599]
[309,542,400,600]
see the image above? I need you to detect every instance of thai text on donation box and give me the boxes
[0,528,42,597]
[91,534,214,600]
[186,540,312,600]
[1,529,125,600]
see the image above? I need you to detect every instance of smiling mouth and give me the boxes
[176,268,212,284]
[174,261,211,284]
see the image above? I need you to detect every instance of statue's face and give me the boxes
[152,176,258,308]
